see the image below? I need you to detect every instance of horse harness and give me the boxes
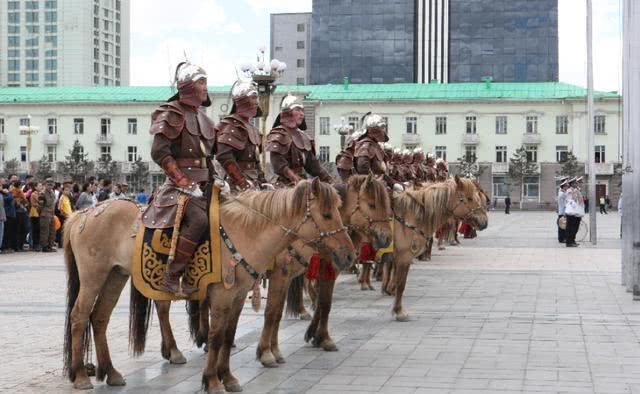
[447,191,485,222]
[346,191,393,237]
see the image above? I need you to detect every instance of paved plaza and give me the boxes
[1,210,637,394]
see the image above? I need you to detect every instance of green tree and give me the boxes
[557,151,582,178]
[2,158,20,178]
[456,153,484,178]
[35,155,54,180]
[129,157,149,192]
[96,154,121,181]
[61,140,94,183]
[508,146,539,209]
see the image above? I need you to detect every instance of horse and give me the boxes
[256,174,393,367]
[62,179,355,392]
[382,176,488,321]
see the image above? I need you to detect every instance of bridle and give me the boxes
[345,188,392,238]
[447,191,485,223]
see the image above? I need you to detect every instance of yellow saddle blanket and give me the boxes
[131,187,221,301]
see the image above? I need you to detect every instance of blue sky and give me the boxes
[131,0,622,91]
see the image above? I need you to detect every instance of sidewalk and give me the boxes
[2,211,635,394]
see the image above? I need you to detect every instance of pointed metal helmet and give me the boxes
[175,61,207,84]
[363,113,386,129]
[280,93,304,111]
[412,147,423,154]
[231,78,258,98]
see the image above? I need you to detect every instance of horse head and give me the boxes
[338,173,393,250]
[450,175,488,231]
[294,178,355,271]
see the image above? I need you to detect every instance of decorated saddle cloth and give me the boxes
[131,187,223,301]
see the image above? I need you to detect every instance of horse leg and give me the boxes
[392,260,411,322]
[70,284,102,390]
[202,292,227,394]
[90,269,128,387]
[425,238,433,260]
[295,281,312,320]
[359,263,371,291]
[217,294,245,393]
[306,277,318,308]
[381,254,393,296]
[315,278,338,351]
[155,300,187,364]
[258,270,288,368]
[198,297,210,351]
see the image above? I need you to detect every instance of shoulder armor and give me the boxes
[291,129,313,151]
[149,102,185,139]
[216,117,249,150]
[354,138,384,161]
[267,127,292,155]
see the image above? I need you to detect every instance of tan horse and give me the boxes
[256,174,393,367]
[382,176,488,321]
[62,179,355,392]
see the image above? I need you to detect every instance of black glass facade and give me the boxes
[448,0,558,82]
[310,0,416,84]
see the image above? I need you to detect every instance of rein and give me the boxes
[346,188,392,236]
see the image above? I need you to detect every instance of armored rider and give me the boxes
[142,62,216,295]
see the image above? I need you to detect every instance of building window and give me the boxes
[45,25,57,33]
[275,46,283,52]
[26,1,39,9]
[526,116,538,134]
[8,49,20,57]
[556,145,569,163]
[495,116,507,134]
[45,49,57,57]
[405,117,417,134]
[100,146,111,161]
[48,118,57,134]
[127,118,137,135]
[404,144,418,150]
[492,176,508,198]
[45,35,57,46]
[45,1,57,8]
[21,146,28,162]
[523,176,539,199]
[556,115,569,134]
[26,59,39,70]
[347,116,359,131]
[435,116,447,135]
[296,77,305,85]
[74,118,84,134]
[101,118,111,135]
[8,25,20,34]
[127,146,137,162]
[20,118,31,127]
[297,59,305,68]
[26,25,39,34]
[151,174,166,190]
[8,59,20,71]
[26,49,39,57]
[26,12,39,23]
[595,145,606,163]
[297,23,305,32]
[45,11,57,22]
[594,115,606,134]
[465,116,477,134]
[318,146,330,163]
[47,146,57,162]
[464,146,477,162]
[7,73,20,82]
[496,146,507,163]
[525,146,538,163]
[8,2,19,10]
[435,146,447,161]
[8,36,20,47]
[0,119,4,134]
[319,117,330,135]
[296,41,305,49]
[45,59,57,70]
[8,13,20,24]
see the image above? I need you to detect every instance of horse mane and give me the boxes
[220,180,339,232]
[347,175,391,210]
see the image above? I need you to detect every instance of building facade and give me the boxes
[0,82,620,208]
[448,0,559,83]
[270,13,311,86]
[309,0,416,84]
[0,0,130,87]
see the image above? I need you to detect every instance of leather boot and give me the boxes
[161,236,199,295]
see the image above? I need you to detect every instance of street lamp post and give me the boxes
[18,114,39,174]
[334,117,353,150]
[240,48,287,173]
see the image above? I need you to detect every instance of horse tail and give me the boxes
[128,282,153,356]
[63,213,92,382]
[186,299,200,343]
[286,274,304,318]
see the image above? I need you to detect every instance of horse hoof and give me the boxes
[320,339,338,352]
[260,351,279,368]
[368,285,375,291]
[107,372,126,386]
[225,382,243,392]
[273,350,286,364]
[208,388,227,394]
[299,311,312,321]
[85,363,96,377]
[169,350,187,364]
[73,379,94,390]
[395,312,410,322]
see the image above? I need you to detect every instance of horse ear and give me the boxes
[454,174,462,187]
[363,172,373,189]
[311,177,321,197]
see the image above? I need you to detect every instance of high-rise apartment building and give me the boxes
[0,0,130,87]
[270,13,311,85]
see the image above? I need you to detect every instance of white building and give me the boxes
[0,82,621,208]
[0,0,130,87]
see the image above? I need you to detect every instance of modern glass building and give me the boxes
[447,0,558,82]
[309,0,416,84]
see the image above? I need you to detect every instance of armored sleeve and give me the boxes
[150,133,174,166]
[355,156,372,174]
[149,104,184,139]
[304,151,332,182]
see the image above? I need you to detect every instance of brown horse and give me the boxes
[62,179,355,392]
[256,174,393,367]
[382,176,488,321]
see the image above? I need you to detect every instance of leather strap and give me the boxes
[176,158,207,169]
[219,225,261,281]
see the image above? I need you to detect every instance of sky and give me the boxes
[130,0,622,92]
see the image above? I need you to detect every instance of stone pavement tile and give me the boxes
[306,383,383,392]
[394,366,429,378]
[317,374,356,385]
[452,378,490,389]
[377,384,419,394]
[525,369,558,381]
